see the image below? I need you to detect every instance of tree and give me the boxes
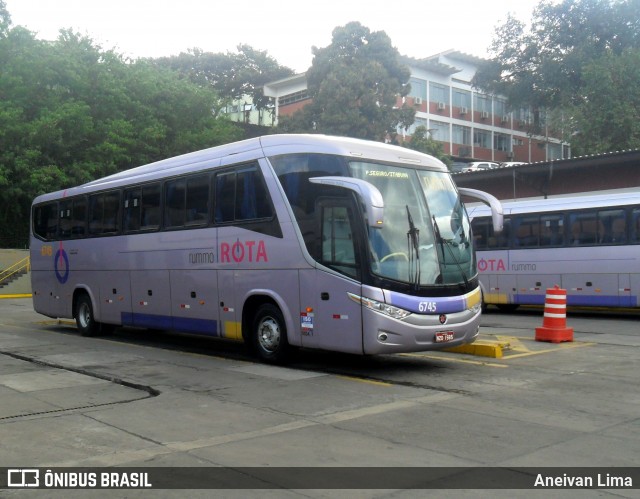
[154,45,294,114]
[473,0,640,154]
[0,0,10,38]
[402,126,451,166]
[0,23,242,247]
[276,22,415,142]
[570,50,640,152]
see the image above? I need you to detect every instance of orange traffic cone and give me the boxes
[535,285,574,343]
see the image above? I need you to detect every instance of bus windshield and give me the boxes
[349,162,474,287]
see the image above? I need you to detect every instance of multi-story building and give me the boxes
[263,50,570,163]
[220,94,277,127]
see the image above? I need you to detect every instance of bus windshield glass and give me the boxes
[349,162,474,287]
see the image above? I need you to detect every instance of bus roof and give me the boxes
[33,134,447,203]
[466,191,640,218]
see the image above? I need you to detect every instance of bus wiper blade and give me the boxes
[432,216,468,287]
[406,205,420,291]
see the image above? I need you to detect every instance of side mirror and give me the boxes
[458,187,503,232]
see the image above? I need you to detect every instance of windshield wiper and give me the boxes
[432,215,469,287]
[406,205,420,291]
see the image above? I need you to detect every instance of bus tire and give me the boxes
[251,303,290,364]
[75,293,101,337]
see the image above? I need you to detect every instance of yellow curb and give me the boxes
[0,294,32,299]
[444,339,510,359]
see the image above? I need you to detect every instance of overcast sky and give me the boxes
[6,0,544,72]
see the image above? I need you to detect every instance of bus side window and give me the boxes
[34,202,58,240]
[59,200,73,239]
[186,175,210,226]
[632,208,640,243]
[164,178,186,228]
[141,184,161,229]
[514,217,539,247]
[236,167,273,220]
[471,218,489,249]
[89,192,120,235]
[599,209,626,244]
[71,197,87,237]
[124,188,141,232]
[540,214,564,246]
[320,203,359,279]
[570,212,600,245]
[215,172,236,223]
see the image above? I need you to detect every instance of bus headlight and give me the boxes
[348,293,412,320]
[469,302,482,314]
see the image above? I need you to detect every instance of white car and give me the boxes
[461,161,499,172]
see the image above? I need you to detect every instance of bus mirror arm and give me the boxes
[309,176,385,228]
[458,188,504,233]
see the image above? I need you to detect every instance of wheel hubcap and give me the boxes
[79,303,91,329]
[258,317,280,352]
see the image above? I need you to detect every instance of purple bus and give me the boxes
[30,135,502,362]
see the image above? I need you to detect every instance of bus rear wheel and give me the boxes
[75,293,101,337]
[251,303,290,364]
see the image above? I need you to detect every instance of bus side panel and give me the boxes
[31,269,58,318]
[563,273,620,307]
[235,269,301,346]
[298,268,364,354]
[98,271,131,325]
[514,273,561,305]
[128,270,172,329]
[629,273,640,307]
[217,269,240,340]
[170,269,219,336]
[619,273,635,307]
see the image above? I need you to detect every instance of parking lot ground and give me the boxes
[0,297,639,497]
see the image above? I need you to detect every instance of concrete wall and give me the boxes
[0,249,31,296]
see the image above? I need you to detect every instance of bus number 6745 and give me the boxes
[418,301,437,313]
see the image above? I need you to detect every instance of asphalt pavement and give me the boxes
[0,297,638,498]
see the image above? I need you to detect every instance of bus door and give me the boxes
[298,198,364,354]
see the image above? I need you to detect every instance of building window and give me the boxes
[429,120,450,142]
[452,125,471,145]
[405,117,427,135]
[453,89,471,109]
[279,90,309,106]
[494,132,511,152]
[473,129,491,149]
[494,99,508,117]
[409,78,426,100]
[474,94,491,113]
[429,82,449,105]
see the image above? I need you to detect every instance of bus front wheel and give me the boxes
[251,303,290,364]
[75,294,101,337]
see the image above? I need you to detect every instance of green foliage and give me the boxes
[0,0,9,38]
[474,0,640,154]
[402,126,451,166]
[276,22,415,142]
[570,49,640,152]
[154,44,294,113]
[0,23,243,246]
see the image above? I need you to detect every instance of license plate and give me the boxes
[435,331,454,343]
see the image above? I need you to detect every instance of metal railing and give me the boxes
[0,256,31,286]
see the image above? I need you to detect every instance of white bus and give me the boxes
[30,135,502,362]
[468,191,640,310]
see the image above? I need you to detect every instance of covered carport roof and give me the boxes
[453,149,640,200]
